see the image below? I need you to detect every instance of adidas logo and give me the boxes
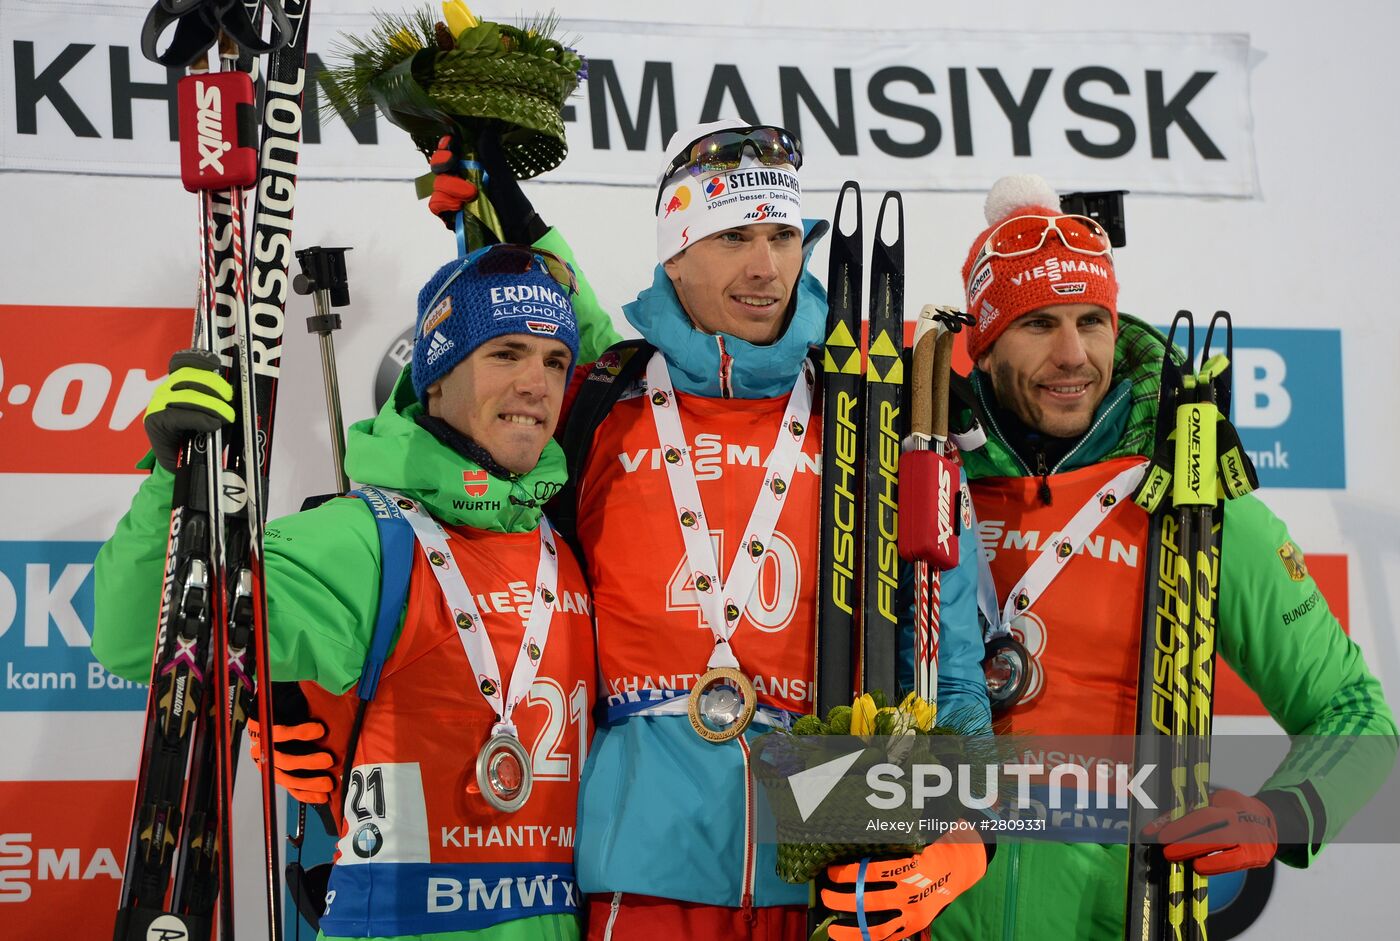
[425,330,455,365]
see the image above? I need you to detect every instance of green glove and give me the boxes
[144,349,235,471]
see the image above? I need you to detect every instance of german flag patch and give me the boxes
[1278,541,1308,582]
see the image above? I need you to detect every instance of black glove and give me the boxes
[143,349,234,471]
[476,126,549,244]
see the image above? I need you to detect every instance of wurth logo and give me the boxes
[194,81,231,174]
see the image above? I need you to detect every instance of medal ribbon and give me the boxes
[645,355,815,671]
[391,490,560,740]
[985,461,1145,633]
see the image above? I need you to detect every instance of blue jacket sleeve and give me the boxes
[897,470,992,733]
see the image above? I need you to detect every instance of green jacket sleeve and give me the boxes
[93,464,391,694]
[533,226,623,364]
[1217,493,1397,867]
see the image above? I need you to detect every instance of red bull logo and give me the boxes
[665,186,692,216]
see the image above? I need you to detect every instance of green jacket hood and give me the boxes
[960,313,1179,480]
[343,365,567,532]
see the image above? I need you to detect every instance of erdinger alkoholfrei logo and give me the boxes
[651,390,670,407]
[540,587,556,606]
[769,475,787,496]
[428,549,449,568]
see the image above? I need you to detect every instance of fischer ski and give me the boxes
[861,191,906,699]
[815,181,864,719]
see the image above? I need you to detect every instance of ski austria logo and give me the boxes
[0,541,146,712]
[1166,326,1344,489]
[743,202,788,223]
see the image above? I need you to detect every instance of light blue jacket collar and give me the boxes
[622,220,829,399]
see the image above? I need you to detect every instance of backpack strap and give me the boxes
[551,339,656,551]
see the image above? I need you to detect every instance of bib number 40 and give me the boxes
[665,530,802,633]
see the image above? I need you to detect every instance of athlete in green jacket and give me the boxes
[94,244,617,941]
[931,175,1396,939]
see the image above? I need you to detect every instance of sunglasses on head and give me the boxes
[424,244,578,322]
[654,126,803,214]
[968,214,1114,286]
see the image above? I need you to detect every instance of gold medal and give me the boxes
[687,667,757,744]
[475,734,532,813]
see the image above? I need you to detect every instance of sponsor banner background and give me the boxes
[2,1,1397,938]
[2,0,1257,196]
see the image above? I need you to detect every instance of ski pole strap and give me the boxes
[1215,416,1258,499]
[855,857,873,941]
[142,0,292,67]
[348,486,416,701]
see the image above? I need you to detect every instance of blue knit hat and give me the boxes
[411,245,581,402]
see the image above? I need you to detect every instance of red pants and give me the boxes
[586,892,808,941]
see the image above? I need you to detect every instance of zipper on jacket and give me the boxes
[1051,382,1131,475]
[1001,842,1021,941]
[715,335,735,399]
[974,377,1033,477]
[1035,451,1052,505]
[739,735,758,920]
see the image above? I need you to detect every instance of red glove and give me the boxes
[1144,788,1278,875]
[427,134,479,228]
[247,718,336,805]
[820,829,988,941]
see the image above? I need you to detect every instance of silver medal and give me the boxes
[475,734,532,813]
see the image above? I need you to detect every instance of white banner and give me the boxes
[1,0,1258,195]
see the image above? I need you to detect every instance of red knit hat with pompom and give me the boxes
[960,175,1118,362]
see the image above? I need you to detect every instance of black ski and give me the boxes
[116,3,309,937]
[815,181,864,718]
[861,192,905,699]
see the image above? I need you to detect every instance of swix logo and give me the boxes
[194,81,231,174]
[935,460,955,557]
[0,306,191,473]
[1009,256,1109,286]
[617,432,820,481]
[464,469,490,497]
[0,831,122,903]
[977,520,1140,568]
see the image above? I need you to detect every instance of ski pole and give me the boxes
[294,246,353,494]
[899,305,974,705]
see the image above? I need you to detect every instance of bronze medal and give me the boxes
[687,667,757,744]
